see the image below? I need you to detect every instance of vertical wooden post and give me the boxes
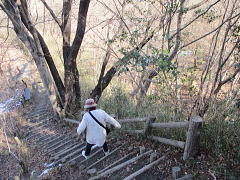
[139,146,146,154]
[150,152,157,163]
[172,166,181,179]
[183,116,203,160]
[144,116,156,136]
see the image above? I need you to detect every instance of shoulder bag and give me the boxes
[89,111,111,135]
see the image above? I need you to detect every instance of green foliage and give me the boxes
[98,84,187,137]
[118,31,128,42]
[118,47,178,76]
[165,1,179,13]
[232,24,240,38]
[194,8,205,15]
[99,84,184,119]
[195,9,221,23]
[151,47,177,73]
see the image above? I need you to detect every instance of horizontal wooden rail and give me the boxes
[123,129,144,134]
[119,117,150,123]
[150,121,189,129]
[64,118,79,124]
[150,136,185,149]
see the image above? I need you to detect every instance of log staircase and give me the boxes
[21,103,193,180]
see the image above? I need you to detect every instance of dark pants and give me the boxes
[85,142,108,156]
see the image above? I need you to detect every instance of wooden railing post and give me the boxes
[144,116,156,136]
[183,116,203,160]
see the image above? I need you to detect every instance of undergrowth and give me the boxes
[201,100,240,179]
[97,86,240,178]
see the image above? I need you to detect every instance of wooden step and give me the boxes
[89,150,153,180]
[47,140,76,155]
[123,152,169,180]
[44,136,71,152]
[41,134,67,147]
[51,143,85,161]
[84,143,125,171]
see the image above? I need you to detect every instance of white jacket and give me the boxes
[77,109,121,146]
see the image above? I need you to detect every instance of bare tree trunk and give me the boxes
[63,0,90,114]
[41,0,84,112]
[90,66,117,102]
[37,33,65,104]
[18,2,65,104]
[1,0,59,113]
[15,0,66,104]
[140,70,158,97]
[191,3,240,117]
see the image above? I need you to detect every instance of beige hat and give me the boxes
[84,98,97,109]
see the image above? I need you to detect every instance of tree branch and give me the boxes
[17,0,65,102]
[40,0,62,29]
[90,29,155,101]
[170,0,221,40]
[214,66,240,94]
[182,11,240,48]
[185,0,209,11]
[68,0,90,63]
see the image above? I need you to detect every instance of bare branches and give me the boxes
[97,0,132,39]
[171,0,221,40]
[40,0,62,29]
[190,0,240,116]
[185,0,210,11]
[214,65,240,94]
[182,11,240,49]
[90,24,156,100]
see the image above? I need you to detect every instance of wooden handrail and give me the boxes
[123,129,145,134]
[150,121,189,129]
[150,136,185,149]
[119,117,150,123]
[64,115,203,161]
[64,116,151,125]
[64,118,79,124]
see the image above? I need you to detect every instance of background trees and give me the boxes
[0,0,90,115]
[0,0,239,119]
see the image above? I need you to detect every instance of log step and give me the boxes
[47,140,77,155]
[89,150,153,180]
[41,134,68,147]
[123,152,169,180]
[51,143,85,161]
[44,136,71,152]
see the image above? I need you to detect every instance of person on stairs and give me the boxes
[77,98,121,159]
[22,80,31,103]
